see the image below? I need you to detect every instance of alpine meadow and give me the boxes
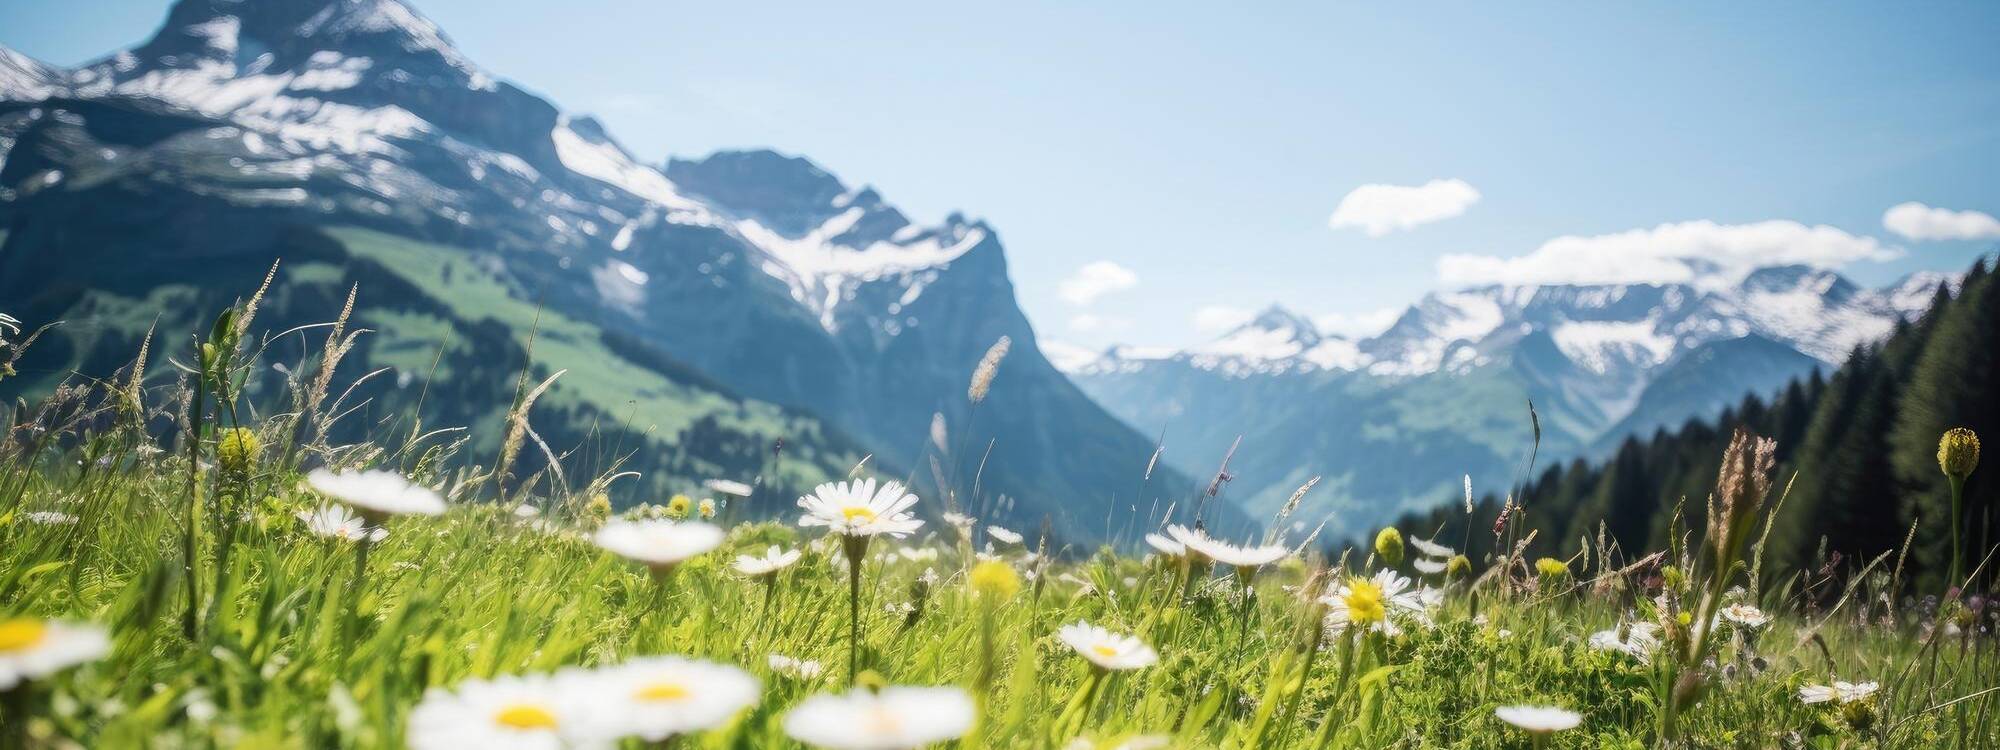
[3,0,1999,748]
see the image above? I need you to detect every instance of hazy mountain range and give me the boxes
[1063,265,1955,536]
[0,0,1246,542]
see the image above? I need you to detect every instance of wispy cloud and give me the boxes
[1192,305,1254,334]
[1329,179,1481,237]
[1058,261,1139,305]
[1039,339,1100,372]
[1313,307,1401,338]
[1883,202,2000,241]
[1067,313,1129,333]
[1437,219,1896,287]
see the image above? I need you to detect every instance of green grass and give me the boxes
[1,293,1994,749]
[2,442,1993,748]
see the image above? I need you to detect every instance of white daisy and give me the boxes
[941,512,975,533]
[305,469,445,518]
[1143,533,1185,558]
[1375,569,1442,617]
[783,686,974,749]
[1588,622,1662,664]
[896,547,940,564]
[703,479,754,497]
[1719,603,1773,631]
[1056,621,1158,671]
[593,520,725,572]
[406,672,604,750]
[582,657,760,741]
[0,617,111,689]
[1409,536,1454,558]
[797,479,924,539]
[768,654,825,681]
[734,545,803,577]
[1495,705,1582,734]
[987,526,1023,545]
[1799,680,1879,705]
[297,504,388,544]
[1167,525,1288,569]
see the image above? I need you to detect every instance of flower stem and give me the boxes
[843,535,868,685]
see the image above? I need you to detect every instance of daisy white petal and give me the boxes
[0,618,111,690]
[1055,621,1158,671]
[305,469,446,518]
[782,686,973,749]
[734,545,803,577]
[406,673,606,750]
[594,520,724,572]
[1494,705,1582,734]
[580,657,760,741]
[796,479,925,539]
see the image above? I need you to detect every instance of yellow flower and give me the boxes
[1342,576,1387,625]
[1535,557,1568,578]
[666,494,692,519]
[969,560,1020,600]
[217,427,260,473]
[1373,527,1405,566]
[1938,428,1979,479]
[1445,554,1471,578]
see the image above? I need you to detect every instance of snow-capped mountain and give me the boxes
[1077,267,1950,380]
[1066,266,1956,535]
[0,0,1241,541]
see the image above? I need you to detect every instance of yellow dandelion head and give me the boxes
[1938,428,1979,479]
[217,427,260,473]
[1535,557,1568,578]
[1373,527,1405,566]
[1446,554,1471,578]
[969,560,1021,600]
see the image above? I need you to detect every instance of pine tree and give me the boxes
[1891,261,1997,588]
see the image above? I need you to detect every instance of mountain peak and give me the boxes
[665,149,850,235]
[1242,304,1319,337]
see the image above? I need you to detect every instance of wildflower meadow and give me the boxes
[0,284,1995,749]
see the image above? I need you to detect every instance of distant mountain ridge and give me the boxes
[1065,266,1955,536]
[0,0,1241,542]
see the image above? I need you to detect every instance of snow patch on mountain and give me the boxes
[1552,320,1675,375]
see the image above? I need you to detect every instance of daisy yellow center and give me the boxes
[493,703,559,730]
[841,505,877,523]
[863,706,902,735]
[0,618,47,652]
[1343,579,1386,625]
[635,681,691,702]
[1090,644,1120,658]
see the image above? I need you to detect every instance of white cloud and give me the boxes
[1067,313,1129,333]
[1039,339,1100,373]
[1312,307,1402,338]
[1192,305,1254,334]
[1057,261,1139,305]
[1882,202,2000,241]
[1328,178,1481,237]
[1437,219,1898,287]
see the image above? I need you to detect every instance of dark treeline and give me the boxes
[1392,256,1998,592]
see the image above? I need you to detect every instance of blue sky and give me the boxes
[6,0,1998,354]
